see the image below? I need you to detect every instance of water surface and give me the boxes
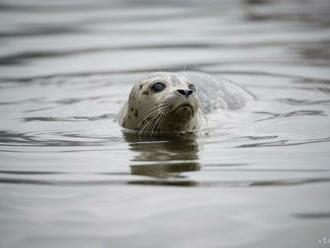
[0,0,330,247]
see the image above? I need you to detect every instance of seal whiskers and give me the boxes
[137,104,167,133]
[139,112,162,134]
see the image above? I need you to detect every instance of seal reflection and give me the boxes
[123,132,200,185]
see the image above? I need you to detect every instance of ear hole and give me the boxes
[188,83,196,91]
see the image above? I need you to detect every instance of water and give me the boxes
[0,0,330,247]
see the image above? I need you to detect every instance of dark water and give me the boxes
[1,0,330,247]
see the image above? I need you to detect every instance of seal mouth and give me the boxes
[172,104,195,116]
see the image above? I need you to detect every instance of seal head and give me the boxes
[119,72,201,134]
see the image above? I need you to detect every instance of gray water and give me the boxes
[1,0,330,247]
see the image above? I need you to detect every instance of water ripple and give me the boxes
[278,98,330,106]
[0,176,329,188]
[293,212,330,219]
[0,130,117,147]
[255,110,326,121]
[237,136,330,148]
[23,114,116,122]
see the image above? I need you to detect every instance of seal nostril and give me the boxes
[177,89,185,95]
[177,89,193,97]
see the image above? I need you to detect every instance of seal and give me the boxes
[118,71,254,135]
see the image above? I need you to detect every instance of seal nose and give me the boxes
[177,89,193,97]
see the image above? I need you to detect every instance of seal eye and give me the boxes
[151,82,166,92]
[188,83,196,91]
